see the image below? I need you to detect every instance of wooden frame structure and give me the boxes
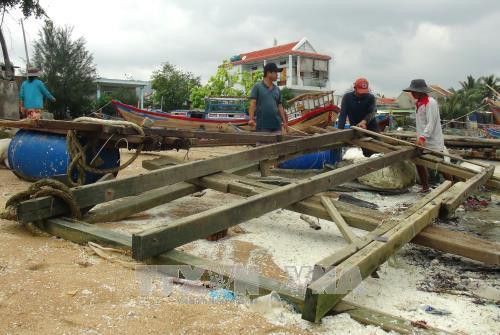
[6,125,500,332]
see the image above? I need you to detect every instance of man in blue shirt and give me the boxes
[19,68,56,119]
[248,62,288,134]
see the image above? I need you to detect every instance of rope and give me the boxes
[0,179,81,222]
[441,103,488,128]
[66,118,145,186]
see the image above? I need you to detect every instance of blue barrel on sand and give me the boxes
[279,149,342,169]
[8,130,120,184]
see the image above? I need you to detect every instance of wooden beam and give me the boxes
[412,226,500,265]
[439,165,494,218]
[314,181,452,277]
[320,196,360,245]
[350,137,500,190]
[84,182,201,223]
[14,129,355,223]
[132,148,418,260]
[352,126,491,168]
[141,162,500,266]
[303,189,448,322]
[41,218,450,334]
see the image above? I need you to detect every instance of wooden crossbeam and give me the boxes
[351,137,500,190]
[140,162,499,265]
[84,182,202,223]
[439,165,494,218]
[313,181,452,279]
[302,185,455,322]
[352,126,491,168]
[14,129,354,223]
[320,196,360,245]
[40,218,450,334]
[132,148,418,260]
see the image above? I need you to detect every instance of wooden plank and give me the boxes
[41,218,450,334]
[302,192,446,322]
[132,148,418,260]
[384,131,500,148]
[14,129,355,223]
[350,137,500,190]
[439,166,494,218]
[313,181,452,278]
[320,196,360,244]
[141,162,500,265]
[412,226,500,265]
[352,126,491,168]
[84,182,201,223]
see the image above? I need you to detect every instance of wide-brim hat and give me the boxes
[403,79,433,93]
[27,67,41,77]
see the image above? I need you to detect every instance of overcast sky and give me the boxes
[2,0,499,96]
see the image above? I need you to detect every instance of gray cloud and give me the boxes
[3,0,499,97]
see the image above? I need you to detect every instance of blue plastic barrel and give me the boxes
[8,129,120,184]
[279,149,342,169]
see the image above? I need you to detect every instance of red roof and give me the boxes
[232,41,331,65]
[377,97,397,105]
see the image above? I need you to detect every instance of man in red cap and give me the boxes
[337,77,378,155]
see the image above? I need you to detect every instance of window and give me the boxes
[279,60,287,65]
[251,66,258,71]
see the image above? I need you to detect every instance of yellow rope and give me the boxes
[66,118,145,186]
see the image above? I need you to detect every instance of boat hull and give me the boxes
[113,100,247,132]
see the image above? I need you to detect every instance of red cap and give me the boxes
[354,78,369,94]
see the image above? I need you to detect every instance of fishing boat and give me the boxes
[113,92,339,133]
[113,98,249,132]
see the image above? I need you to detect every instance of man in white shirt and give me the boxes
[403,79,447,192]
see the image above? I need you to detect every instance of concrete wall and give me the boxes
[0,79,19,120]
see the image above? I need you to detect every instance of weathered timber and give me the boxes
[302,189,449,322]
[313,181,452,277]
[132,148,418,260]
[352,126,491,168]
[439,166,494,218]
[351,136,500,190]
[142,161,500,265]
[384,131,500,149]
[14,129,355,223]
[41,218,450,334]
[412,226,500,265]
[84,182,201,223]
[320,196,360,245]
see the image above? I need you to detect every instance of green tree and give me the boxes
[1,0,46,80]
[439,74,498,121]
[1,0,46,18]
[151,62,200,111]
[32,20,97,119]
[93,88,138,116]
[189,60,263,109]
[280,87,294,108]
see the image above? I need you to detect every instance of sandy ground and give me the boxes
[0,146,499,334]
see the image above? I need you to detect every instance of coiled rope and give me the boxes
[66,117,145,186]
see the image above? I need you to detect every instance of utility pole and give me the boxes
[20,19,30,77]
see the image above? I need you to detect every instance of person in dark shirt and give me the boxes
[249,62,288,134]
[337,77,378,156]
[337,77,378,131]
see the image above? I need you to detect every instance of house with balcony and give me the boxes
[230,38,332,95]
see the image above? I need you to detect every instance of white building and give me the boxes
[230,38,332,95]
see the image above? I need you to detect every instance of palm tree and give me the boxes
[459,75,478,90]
[479,75,499,97]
